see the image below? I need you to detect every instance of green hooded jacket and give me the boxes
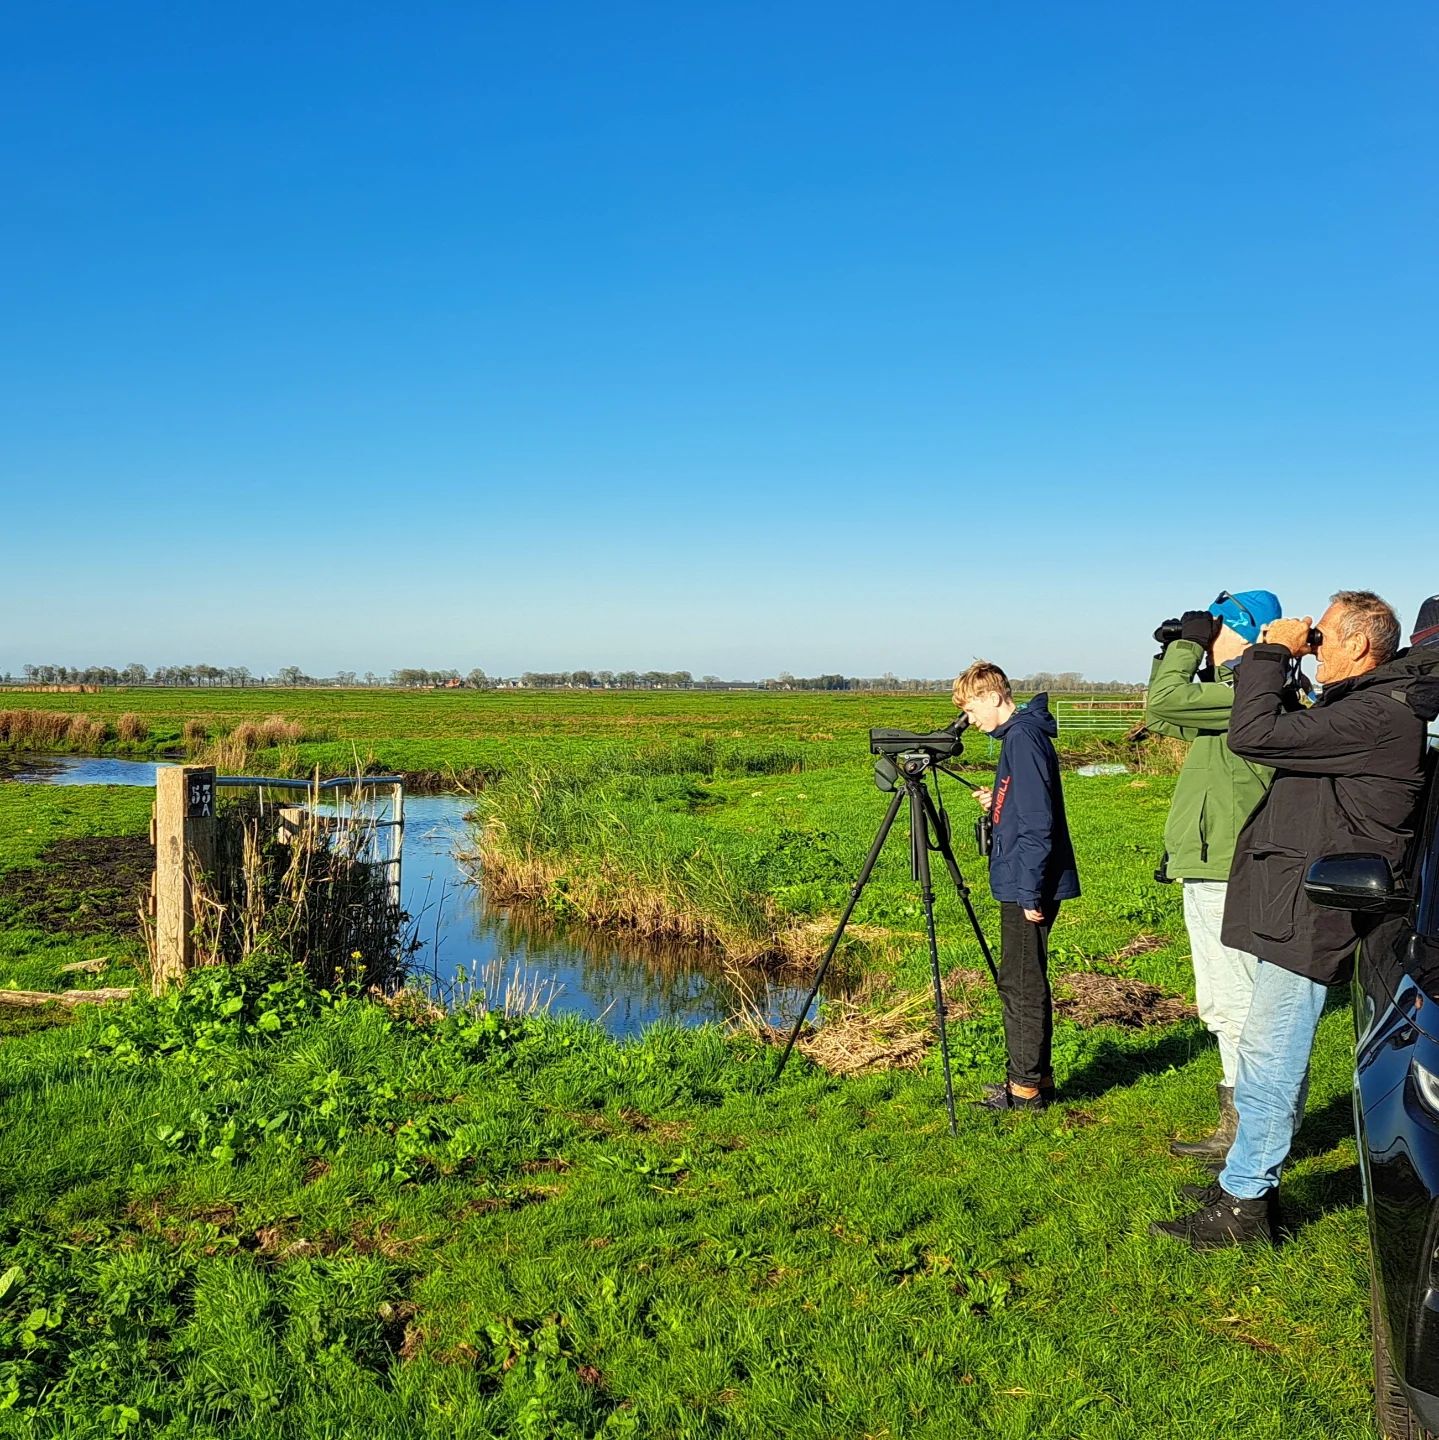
[1144,639,1274,881]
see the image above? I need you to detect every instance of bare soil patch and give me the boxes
[3,835,152,937]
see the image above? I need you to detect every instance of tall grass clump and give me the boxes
[0,708,108,751]
[472,762,807,963]
[198,715,327,775]
[116,711,149,744]
[65,713,107,751]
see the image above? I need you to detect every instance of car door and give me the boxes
[1355,752,1439,1400]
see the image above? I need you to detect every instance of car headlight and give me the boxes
[1414,1059,1439,1114]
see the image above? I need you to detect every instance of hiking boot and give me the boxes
[974,1083,1052,1112]
[1169,1084,1238,1163]
[1179,1178,1223,1205]
[1150,1186,1276,1250]
[1179,1178,1282,1227]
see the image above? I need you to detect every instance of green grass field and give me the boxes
[0,686,1141,787]
[0,692,1383,1437]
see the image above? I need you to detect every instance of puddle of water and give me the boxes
[7,754,836,1037]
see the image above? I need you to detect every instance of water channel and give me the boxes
[6,755,833,1037]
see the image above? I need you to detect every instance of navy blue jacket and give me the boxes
[987,694,1081,911]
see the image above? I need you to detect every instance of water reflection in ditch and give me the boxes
[8,755,841,1037]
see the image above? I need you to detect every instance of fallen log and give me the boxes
[0,987,133,1009]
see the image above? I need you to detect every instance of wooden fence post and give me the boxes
[153,765,216,991]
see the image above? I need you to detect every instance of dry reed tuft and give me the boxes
[1104,933,1167,963]
[750,988,963,1076]
[194,715,319,775]
[116,712,149,743]
[181,718,209,747]
[205,732,255,775]
[0,708,110,750]
[258,714,306,746]
[0,709,88,748]
[65,714,107,751]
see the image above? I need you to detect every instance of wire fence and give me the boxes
[1039,697,1146,733]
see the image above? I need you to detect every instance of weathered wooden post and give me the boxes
[152,765,216,990]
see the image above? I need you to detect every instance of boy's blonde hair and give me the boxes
[951,660,1012,706]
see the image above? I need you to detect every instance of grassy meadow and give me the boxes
[0,689,1382,1437]
[0,686,1139,787]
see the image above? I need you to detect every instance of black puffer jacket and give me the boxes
[1220,644,1439,984]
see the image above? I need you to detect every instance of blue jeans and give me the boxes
[1218,959,1329,1200]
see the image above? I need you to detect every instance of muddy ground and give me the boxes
[1,835,153,937]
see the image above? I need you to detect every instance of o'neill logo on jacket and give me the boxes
[991,777,1011,827]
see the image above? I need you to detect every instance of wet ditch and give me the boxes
[3,754,838,1037]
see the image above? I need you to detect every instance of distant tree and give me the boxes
[277,665,303,686]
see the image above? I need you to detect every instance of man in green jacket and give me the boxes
[1145,588,1283,1163]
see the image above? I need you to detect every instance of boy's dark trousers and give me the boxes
[998,902,1054,1086]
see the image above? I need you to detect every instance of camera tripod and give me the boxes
[773,755,1001,1137]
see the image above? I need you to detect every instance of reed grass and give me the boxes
[0,708,110,750]
[115,711,149,744]
[192,715,328,774]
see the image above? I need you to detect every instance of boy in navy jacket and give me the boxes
[953,661,1081,1109]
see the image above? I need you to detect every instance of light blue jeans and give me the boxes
[1218,959,1329,1200]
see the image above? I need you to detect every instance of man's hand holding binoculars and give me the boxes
[1258,617,1319,657]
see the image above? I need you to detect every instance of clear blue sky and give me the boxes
[4,2,1436,680]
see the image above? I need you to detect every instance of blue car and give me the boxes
[1308,748,1439,1439]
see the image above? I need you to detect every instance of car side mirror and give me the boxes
[1304,853,1410,915]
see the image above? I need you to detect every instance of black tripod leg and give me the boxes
[910,779,958,1137]
[773,786,905,1078]
[917,785,1001,990]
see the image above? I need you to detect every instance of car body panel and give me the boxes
[1353,749,1439,1428]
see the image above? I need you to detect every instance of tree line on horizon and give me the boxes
[6,662,1144,693]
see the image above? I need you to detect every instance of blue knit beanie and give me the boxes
[1209,589,1282,645]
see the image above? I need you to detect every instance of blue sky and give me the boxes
[3,2,1436,680]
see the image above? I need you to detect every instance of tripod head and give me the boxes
[870,716,969,791]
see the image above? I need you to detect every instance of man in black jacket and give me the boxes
[1154,590,1439,1248]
